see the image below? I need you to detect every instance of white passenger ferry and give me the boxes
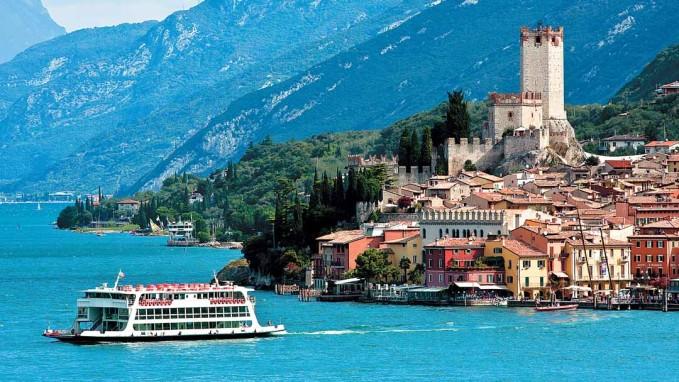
[43,273,285,344]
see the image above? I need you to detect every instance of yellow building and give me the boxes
[563,236,632,296]
[380,233,421,282]
[485,238,550,299]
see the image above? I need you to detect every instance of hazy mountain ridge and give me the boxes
[0,0,434,193]
[135,0,679,192]
[0,0,65,63]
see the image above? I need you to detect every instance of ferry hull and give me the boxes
[46,328,286,344]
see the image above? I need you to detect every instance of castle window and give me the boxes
[507,111,513,120]
[535,36,541,44]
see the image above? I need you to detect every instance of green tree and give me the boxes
[420,127,433,168]
[398,128,411,166]
[448,90,470,144]
[399,256,412,283]
[584,156,600,166]
[463,159,477,171]
[645,124,659,141]
[56,206,79,229]
[408,264,425,284]
[410,129,420,168]
[354,248,389,282]
[77,210,93,227]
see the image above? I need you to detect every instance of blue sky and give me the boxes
[43,0,203,32]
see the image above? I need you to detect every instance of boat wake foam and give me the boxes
[291,328,460,336]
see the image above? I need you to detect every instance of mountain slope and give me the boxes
[612,44,679,103]
[0,0,434,193]
[0,0,65,63]
[138,0,679,191]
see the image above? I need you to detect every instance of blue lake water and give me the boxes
[0,203,677,381]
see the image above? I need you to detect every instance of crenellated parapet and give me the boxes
[420,208,505,223]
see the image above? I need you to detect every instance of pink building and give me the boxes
[424,238,504,287]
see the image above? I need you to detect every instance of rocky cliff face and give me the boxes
[140,0,678,191]
[545,119,586,165]
[2,0,678,193]
[0,0,433,193]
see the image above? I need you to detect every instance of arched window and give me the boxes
[422,229,427,239]
[445,228,449,235]
[508,111,513,120]
[439,229,443,238]
[473,229,478,237]
[480,229,484,238]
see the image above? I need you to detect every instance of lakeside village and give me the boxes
[278,26,679,311]
[50,26,679,311]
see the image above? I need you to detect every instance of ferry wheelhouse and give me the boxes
[43,276,285,343]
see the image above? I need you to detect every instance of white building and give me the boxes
[602,135,646,153]
[419,207,558,245]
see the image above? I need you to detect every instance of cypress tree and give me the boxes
[398,128,411,166]
[410,129,420,169]
[448,90,470,144]
[320,172,332,206]
[309,168,321,208]
[334,169,345,211]
[420,127,433,168]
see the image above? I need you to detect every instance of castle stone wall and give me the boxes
[397,166,431,186]
[445,138,503,175]
[504,127,549,157]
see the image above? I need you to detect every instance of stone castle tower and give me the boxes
[451,25,583,176]
[520,26,566,121]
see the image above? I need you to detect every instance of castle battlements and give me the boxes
[520,25,564,43]
[489,91,542,106]
[421,209,505,223]
[446,137,494,154]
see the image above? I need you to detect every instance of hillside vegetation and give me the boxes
[612,44,679,103]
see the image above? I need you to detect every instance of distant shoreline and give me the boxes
[0,201,72,204]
